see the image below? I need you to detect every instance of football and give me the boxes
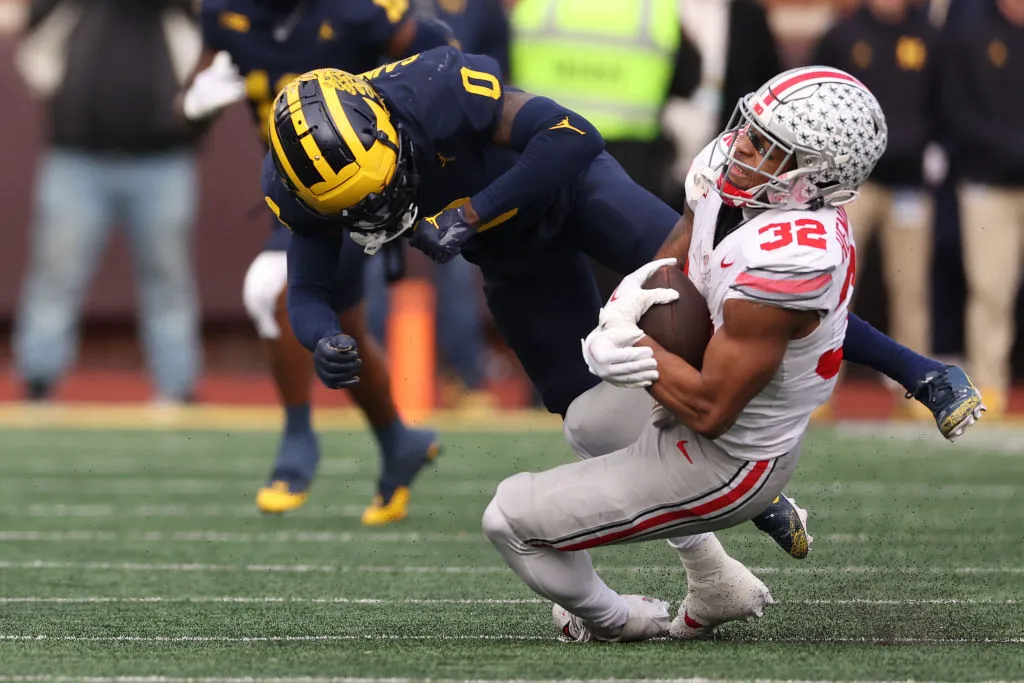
[638,264,714,369]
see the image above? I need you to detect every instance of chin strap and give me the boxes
[349,205,419,255]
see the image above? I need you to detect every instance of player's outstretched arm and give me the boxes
[470,91,605,226]
[638,300,818,438]
[413,89,605,262]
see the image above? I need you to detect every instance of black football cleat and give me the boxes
[751,494,812,559]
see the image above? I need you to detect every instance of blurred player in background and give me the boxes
[176,0,453,524]
[263,47,981,562]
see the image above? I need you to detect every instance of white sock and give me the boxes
[671,533,727,582]
[483,499,628,637]
[667,532,714,551]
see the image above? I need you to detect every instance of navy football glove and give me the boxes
[409,205,476,264]
[313,334,362,389]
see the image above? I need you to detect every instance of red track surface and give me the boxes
[1,370,1016,418]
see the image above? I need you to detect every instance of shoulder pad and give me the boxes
[729,209,844,309]
[685,138,721,210]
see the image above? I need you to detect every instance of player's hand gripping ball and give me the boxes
[582,258,681,388]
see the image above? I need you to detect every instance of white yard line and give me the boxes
[2,678,1017,683]
[1,560,1024,576]
[0,678,1022,683]
[1,634,1022,645]
[0,596,1017,606]
[0,530,1019,545]
[0,531,473,543]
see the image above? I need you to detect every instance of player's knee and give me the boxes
[482,475,531,546]
[482,497,516,546]
[242,251,288,340]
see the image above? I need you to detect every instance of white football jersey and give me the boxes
[681,140,856,460]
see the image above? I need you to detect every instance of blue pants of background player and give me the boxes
[464,152,680,416]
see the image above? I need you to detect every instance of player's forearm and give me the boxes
[286,233,345,352]
[471,97,603,225]
[639,340,735,438]
[638,307,790,438]
[287,293,342,353]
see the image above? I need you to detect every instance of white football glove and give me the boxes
[580,258,681,388]
[582,326,659,388]
[182,51,247,122]
[598,258,681,331]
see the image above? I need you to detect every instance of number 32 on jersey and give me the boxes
[757,211,856,309]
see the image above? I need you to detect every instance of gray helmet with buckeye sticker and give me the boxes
[710,66,888,210]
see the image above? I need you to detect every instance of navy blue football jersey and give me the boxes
[263,47,567,242]
[201,0,411,140]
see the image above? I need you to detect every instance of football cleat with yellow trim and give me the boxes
[256,480,310,514]
[751,494,812,559]
[906,365,986,441]
[362,439,442,526]
[361,486,412,526]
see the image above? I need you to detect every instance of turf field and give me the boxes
[0,412,1022,682]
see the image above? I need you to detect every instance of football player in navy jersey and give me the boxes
[176,0,454,524]
[263,48,985,559]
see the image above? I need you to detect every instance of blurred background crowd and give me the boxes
[0,0,1021,420]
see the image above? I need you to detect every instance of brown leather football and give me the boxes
[638,265,714,369]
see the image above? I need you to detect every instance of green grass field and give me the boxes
[0,417,1022,682]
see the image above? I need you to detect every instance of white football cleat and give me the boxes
[670,556,774,639]
[554,594,671,643]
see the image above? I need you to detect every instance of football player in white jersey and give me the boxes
[483,67,892,643]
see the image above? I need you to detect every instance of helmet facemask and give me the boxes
[271,123,421,250]
[710,97,830,211]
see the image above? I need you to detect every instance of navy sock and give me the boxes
[271,404,319,487]
[284,404,313,434]
[843,314,944,393]
[373,418,412,467]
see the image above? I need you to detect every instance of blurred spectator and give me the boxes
[812,0,942,381]
[508,0,700,303]
[942,0,1024,415]
[509,0,700,207]
[12,0,203,404]
[365,0,511,412]
[664,0,780,182]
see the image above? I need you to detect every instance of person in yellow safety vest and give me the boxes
[510,0,701,206]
